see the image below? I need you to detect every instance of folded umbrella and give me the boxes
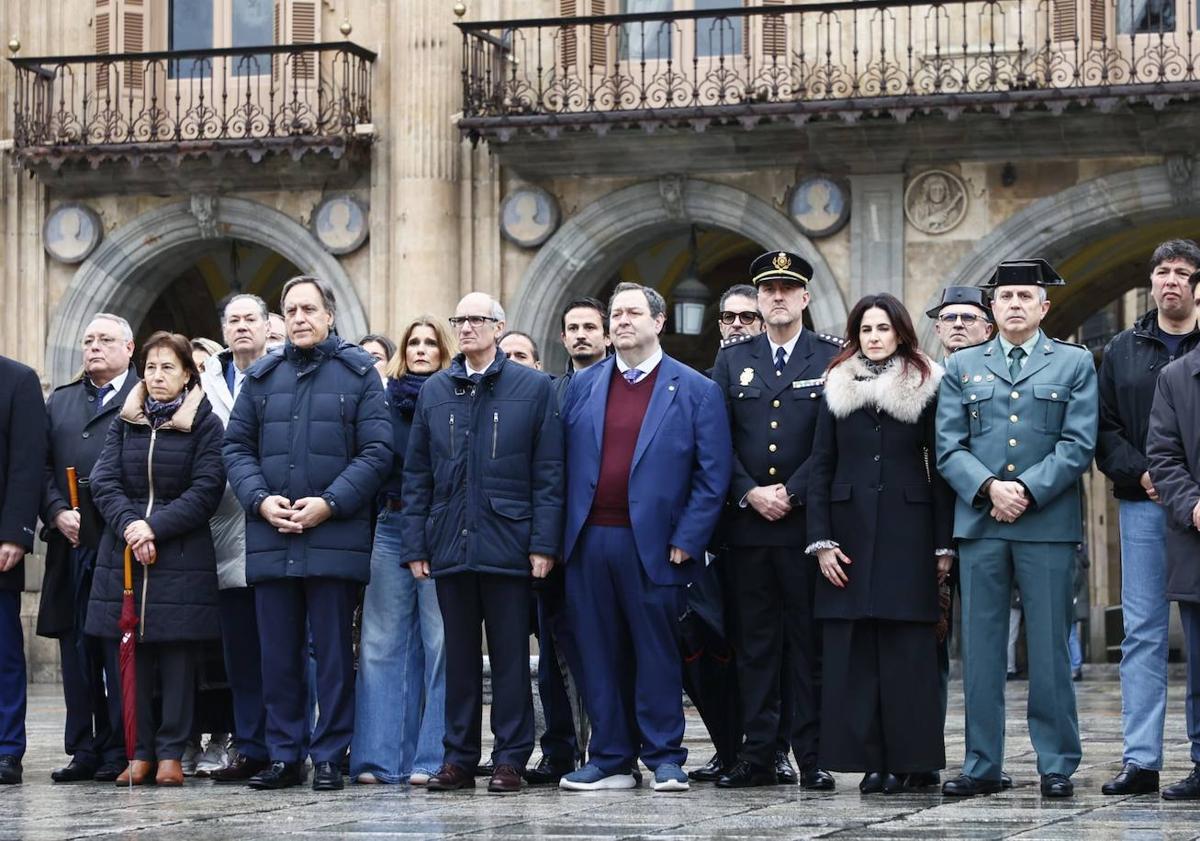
[118,545,138,789]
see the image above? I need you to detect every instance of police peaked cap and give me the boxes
[750,251,813,287]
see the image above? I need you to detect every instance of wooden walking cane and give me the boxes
[65,466,80,511]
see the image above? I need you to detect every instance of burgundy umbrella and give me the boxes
[118,545,138,788]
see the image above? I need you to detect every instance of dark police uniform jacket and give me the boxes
[711,329,842,547]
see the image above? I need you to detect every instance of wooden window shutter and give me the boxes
[762,0,785,59]
[123,0,145,90]
[96,0,112,90]
[589,0,607,67]
[1052,0,1078,40]
[1089,0,1107,40]
[561,0,578,68]
[274,0,320,82]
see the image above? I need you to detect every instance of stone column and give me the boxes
[848,174,905,303]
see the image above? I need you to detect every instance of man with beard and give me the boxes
[554,298,611,404]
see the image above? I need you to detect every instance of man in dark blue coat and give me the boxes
[0,354,49,785]
[402,292,563,795]
[224,276,391,792]
[39,313,139,783]
[559,282,732,793]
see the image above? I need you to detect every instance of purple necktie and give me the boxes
[623,368,642,384]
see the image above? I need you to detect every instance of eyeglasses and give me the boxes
[81,336,122,349]
[719,310,762,326]
[937,313,984,325]
[448,315,499,329]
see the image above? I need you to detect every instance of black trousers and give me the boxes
[437,571,533,770]
[218,586,267,761]
[134,642,198,761]
[679,612,741,768]
[535,568,585,767]
[59,628,123,765]
[727,545,821,769]
[819,619,944,773]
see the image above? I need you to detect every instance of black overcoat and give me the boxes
[806,354,953,623]
[85,383,226,642]
[0,356,48,593]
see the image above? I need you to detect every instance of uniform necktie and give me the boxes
[623,368,642,385]
[94,384,113,415]
[1008,346,1026,381]
[775,346,787,375]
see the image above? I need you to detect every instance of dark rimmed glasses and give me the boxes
[719,310,762,326]
[448,315,499,328]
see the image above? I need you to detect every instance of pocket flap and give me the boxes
[1033,384,1070,402]
[730,386,760,399]
[961,385,994,404]
[488,496,532,521]
[830,483,852,502]
[904,484,932,504]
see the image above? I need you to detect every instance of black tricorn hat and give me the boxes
[926,286,992,320]
[981,258,1066,289]
[750,251,813,287]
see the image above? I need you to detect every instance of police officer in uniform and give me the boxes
[936,260,1098,799]
[711,251,842,789]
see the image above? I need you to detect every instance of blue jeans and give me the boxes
[351,509,446,782]
[1118,500,1170,771]
[1068,623,1083,673]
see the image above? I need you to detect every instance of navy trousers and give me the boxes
[255,577,357,764]
[436,571,533,770]
[535,568,585,767]
[218,586,267,761]
[567,525,687,774]
[1177,601,1200,763]
[0,591,25,758]
[59,628,123,765]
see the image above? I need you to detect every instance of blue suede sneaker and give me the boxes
[559,764,638,791]
[653,763,690,792]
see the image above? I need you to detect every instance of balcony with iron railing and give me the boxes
[457,0,1200,140]
[8,41,375,169]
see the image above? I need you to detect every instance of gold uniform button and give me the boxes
[769,444,777,453]
[1011,391,1019,399]
[768,467,777,476]
[1009,438,1017,447]
[772,399,781,408]
[770,421,778,429]
[1006,464,1017,472]
[1010,415,1019,423]
[1051,392,1059,399]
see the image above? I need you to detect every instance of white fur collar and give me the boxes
[823,353,943,423]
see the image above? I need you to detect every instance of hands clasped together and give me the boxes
[260,495,334,535]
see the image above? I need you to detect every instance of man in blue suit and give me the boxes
[559,282,732,793]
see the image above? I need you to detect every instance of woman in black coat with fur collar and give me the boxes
[805,294,954,794]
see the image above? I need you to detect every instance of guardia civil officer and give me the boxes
[936,260,1098,799]
[710,251,842,789]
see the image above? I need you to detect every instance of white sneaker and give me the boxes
[180,741,200,777]
[356,772,380,784]
[559,764,638,791]
[408,771,431,785]
[194,734,230,776]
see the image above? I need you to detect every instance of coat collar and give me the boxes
[119,382,206,431]
[823,352,943,424]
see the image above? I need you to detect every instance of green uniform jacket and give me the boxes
[935,331,1098,543]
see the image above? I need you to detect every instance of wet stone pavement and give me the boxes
[2,674,1199,840]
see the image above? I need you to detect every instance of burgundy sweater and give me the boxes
[586,365,660,527]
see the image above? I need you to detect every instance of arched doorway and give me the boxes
[47,197,369,386]
[510,178,847,373]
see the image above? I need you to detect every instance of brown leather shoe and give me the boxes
[210,753,271,784]
[426,763,476,791]
[155,760,184,787]
[115,760,156,786]
[488,764,523,793]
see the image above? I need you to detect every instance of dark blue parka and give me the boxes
[223,337,392,584]
[401,352,564,578]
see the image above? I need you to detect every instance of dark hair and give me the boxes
[358,334,397,362]
[499,330,541,363]
[610,281,666,319]
[280,275,337,317]
[828,293,931,383]
[142,331,201,385]
[1149,239,1200,273]
[218,293,269,324]
[560,297,608,334]
[719,284,758,311]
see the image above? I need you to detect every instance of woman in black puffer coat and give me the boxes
[86,332,226,787]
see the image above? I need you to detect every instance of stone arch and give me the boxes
[917,162,1200,350]
[47,196,369,385]
[509,178,848,371]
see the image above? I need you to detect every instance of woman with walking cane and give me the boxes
[85,332,226,786]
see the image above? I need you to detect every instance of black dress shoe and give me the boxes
[1040,773,1074,798]
[1102,763,1159,795]
[247,761,305,790]
[524,756,572,786]
[0,755,22,785]
[93,760,125,782]
[312,761,344,791]
[688,754,725,783]
[1001,771,1013,789]
[51,759,98,783]
[905,771,940,788]
[716,760,776,788]
[1162,764,1200,800]
[211,754,271,784]
[775,752,798,785]
[428,763,476,791]
[800,767,835,791]
[942,774,1003,797]
[881,773,906,794]
[859,772,885,794]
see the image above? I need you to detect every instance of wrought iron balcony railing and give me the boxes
[9,41,376,168]
[457,0,1200,139]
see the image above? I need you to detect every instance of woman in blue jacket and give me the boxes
[352,317,453,785]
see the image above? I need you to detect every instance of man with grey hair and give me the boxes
[200,293,272,783]
[38,313,139,783]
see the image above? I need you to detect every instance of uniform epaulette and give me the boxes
[719,333,754,349]
[816,333,846,347]
[1052,337,1087,350]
